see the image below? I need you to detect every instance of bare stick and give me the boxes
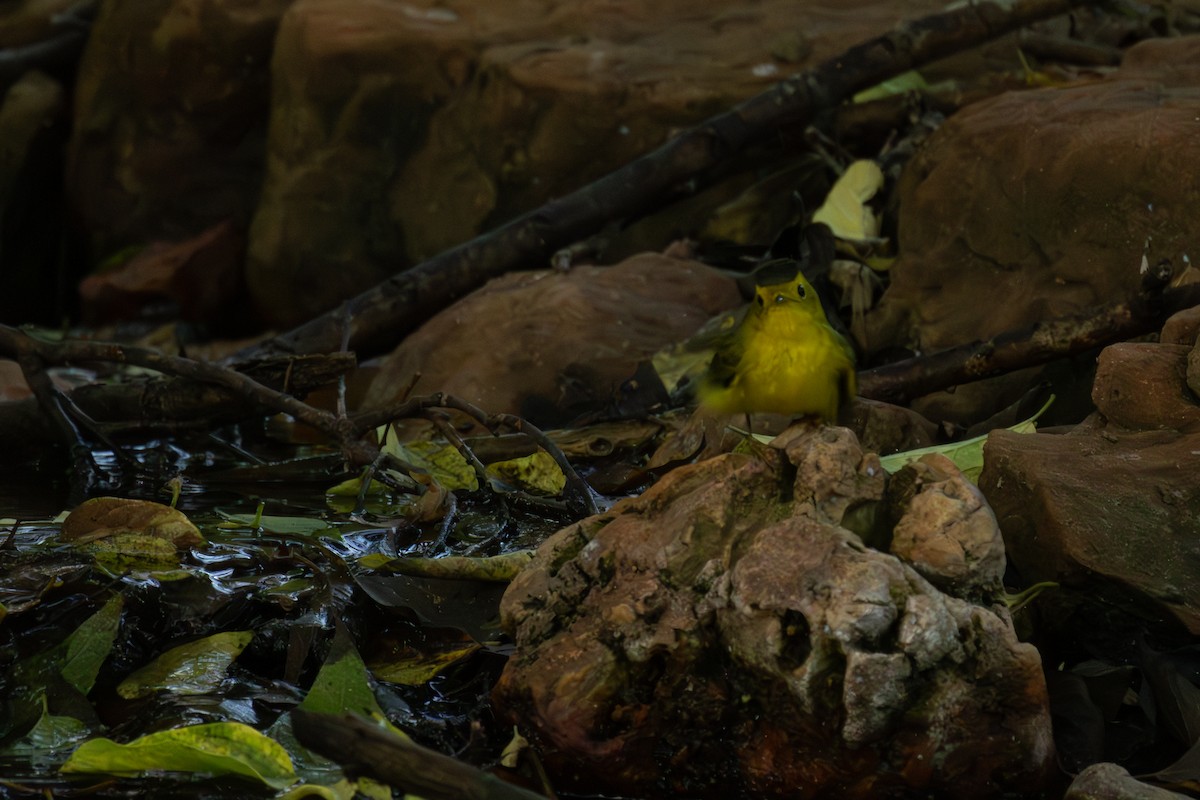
[857,282,1200,406]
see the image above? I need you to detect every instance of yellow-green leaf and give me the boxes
[369,644,480,686]
[379,429,478,492]
[82,532,182,572]
[359,550,534,582]
[486,450,565,496]
[325,474,391,497]
[117,631,253,699]
[278,777,392,800]
[879,395,1054,482]
[852,69,929,103]
[61,722,297,789]
[812,160,884,242]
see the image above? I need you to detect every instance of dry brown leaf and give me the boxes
[61,497,204,548]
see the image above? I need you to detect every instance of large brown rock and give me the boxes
[364,252,740,425]
[495,424,1052,798]
[247,0,947,326]
[66,0,293,256]
[980,336,1200,634]
[868,36,1200,421]
[1092,342,1200,431]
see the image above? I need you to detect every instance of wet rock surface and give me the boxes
[494,425,1052,798]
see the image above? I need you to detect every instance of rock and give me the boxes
[1190,340,1200,398]
[983,424,1200,633]
[1159,305,1200,347]
[888,454,1006,599]
[247,0,949,325]
[1065,762,1190,800]
[1092,342,1200,431]
[495,424,1052,798]
[66,0,292,256]
[364,253,740,426]
[848,397,939,456]
[867,35,1200,422]
[980,337,1200,634]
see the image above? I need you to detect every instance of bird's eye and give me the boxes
[774,294,787,304]
[796,284,807,298]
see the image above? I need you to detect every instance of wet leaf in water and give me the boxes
[0,700,91,768]
[216,510,338,537]
[369,643,481,686]
[117,630,254,699]
[61,593,124,695]
[61,721,297,789]
[80,532,184,572]
[354,575,504,643]
[359,550,533,582]
[298,625,385,719]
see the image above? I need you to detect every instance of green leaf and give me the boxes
[268,627,408,791]
[61,594,123,695]
[117,631,253,699]
[299,627,384,719]
[878,395,1055,482]
[61,721,297,789]
[0,699,91,763]
[852,69,929,103]
[277,776,393,800]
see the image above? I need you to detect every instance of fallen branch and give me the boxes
[241,0,1085,362]
[292,710,546,800]
[0,327,355,435]
[857,282,1200,406]
[1,325,601,514]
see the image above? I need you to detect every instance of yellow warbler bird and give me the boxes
[699,260,857,421]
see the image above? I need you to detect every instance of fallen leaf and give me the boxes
[61,498,203,548]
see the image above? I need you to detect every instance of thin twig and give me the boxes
[858,282,1200,405]
[440,397,601,517]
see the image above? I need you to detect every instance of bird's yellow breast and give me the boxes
[699,282,856,420]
